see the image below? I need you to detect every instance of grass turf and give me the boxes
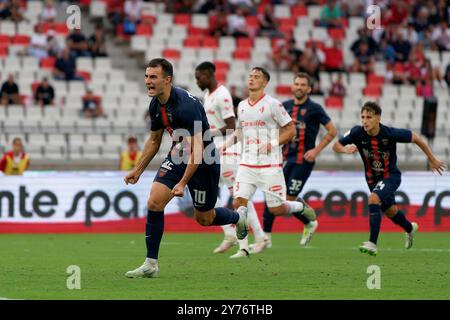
[0,233,449,300]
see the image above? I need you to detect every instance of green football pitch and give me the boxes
[0,233,449,300]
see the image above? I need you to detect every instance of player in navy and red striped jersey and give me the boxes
[123,58,248,278]
[333,101,446,256]
[260,73,337,248]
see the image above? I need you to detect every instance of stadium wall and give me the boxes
[0,171,449,233]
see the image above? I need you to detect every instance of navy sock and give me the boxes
[390,210,413,233]
[292,211,311,225]
[146,210,164,259]
[263,204,275,233]
[212,207,239,225]
[369,204,381,244]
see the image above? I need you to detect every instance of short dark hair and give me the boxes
[195,61,216,73]
[127,136,137,144]
[252,67,270,82]
[147,58,173,78]
[12,137,23,144]
[361,101,382,115]
[295,72,312,87]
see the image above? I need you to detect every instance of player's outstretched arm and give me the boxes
[124,129,163,184]
[305,121,337,162]
[172,132,204,197]
[332,140,357,154]
[411,132,447,175]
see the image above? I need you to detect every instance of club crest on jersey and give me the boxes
[259,106,265,113]
[301,109,307,116]
[158,169,167,177]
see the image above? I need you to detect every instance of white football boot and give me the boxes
[300,220,319,246]
[125,259,159,278]
[405,222,419,249]
[359,241,378,256]
[213,236,238,254]
[249,238,270,254]
[235,206,249,240]
[229,249,250,259]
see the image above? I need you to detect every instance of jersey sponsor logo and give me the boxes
[161,159,174,171]
[240,120,266,127]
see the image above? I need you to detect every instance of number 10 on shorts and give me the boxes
[193,189,206,205]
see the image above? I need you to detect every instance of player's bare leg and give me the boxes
[126,182,173,278]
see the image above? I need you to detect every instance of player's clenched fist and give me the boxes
[171,182,186,197]
[124,171,141,185]
[345,145,358,154]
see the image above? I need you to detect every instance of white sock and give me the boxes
[238,235,249,251]
[284,200,304,214]
[221,224,236,239]
[265,232,272,240]
[247,202,265,242]
[145,257,157,266]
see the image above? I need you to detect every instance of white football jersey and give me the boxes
[203,85,240,155]
[237,93,292,166]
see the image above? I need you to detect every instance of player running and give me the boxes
[333,101,446,256]
[222,67,310,258]
[124,58,248,278]
[260,72,337,248]
[195,62,267,257]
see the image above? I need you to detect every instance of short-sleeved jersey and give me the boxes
[203,84,237,151]
[237,93,292,166]
[282,97,331,164]
[339,124,412,185]
[148,86,215,166]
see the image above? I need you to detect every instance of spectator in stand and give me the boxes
[81,89,105,118]
[0,137,29,175]
[0,0,24,22]
[0,74,21,107]
[385,1,409,26]
[88,25,108,57]
[340,0,365,17]
[120,136,142,171]
[28,24,49,59]
[258,4,283,38]
[323,39,344,72]
[34,77,55,107]
[392,30,412,63]
[402,21,419,45]
[412,6,430,34]
[40,0,57,23]
[421,58,444,87]
[405,48,424,85]
[228,6,250,37]
[196,0,229,14]
[229,0,255,15]
[174,0,196,13]
[319,0,343,28]
[209,10,229,37]
[230,85,243,110]
[329,73,346,97]
[298,43,324,95]
[107,0,125,31]
[378,38,396,63]
[350,40,375,74]
[46,29,61,57]
[123,0,143,35]
[67,28,89,57]
[53,47,83,81]
[430,0,449,26]
[431,21,450,51]
[351,27,378,57]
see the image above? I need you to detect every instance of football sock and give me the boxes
[238,235,249,251]
[248,202,265,241]
[369,204,382,245]
[293,211,311,225]
[263,204,275,233]
[221,224,236,239]
[146,210,164,259]
[284,200,304,215]
[212,207,239,225]
[390,210,413,233]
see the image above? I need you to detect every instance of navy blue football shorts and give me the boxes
[154,158,220,212]
[283,161,315,197]
[369,177,401,212]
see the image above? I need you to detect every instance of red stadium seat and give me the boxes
[213,61,229,72]
[0,34,11,44]
[233,49,250,61]
[76,70,91,82]
[236,37,253,49]
[184,37,202,48]
[276,85,291,96]
[325,96,343,108]
[40,57,56,69]
[305,39,325,50]
[278,17,297,29]
[363,85,382,97]
[202,37,218,48]
[291,4,308,17]
[136,24,152,35]
[328,28,345,40]
[162,48,181,60]
[54,23,69,35]
[188,26,207,36]
[246,16,259,29]
[367,73,384,86]
[216,70,227,83]
[174,14,191,26]
[0,46,9,57]
[141,15,157,25]
[31,81,40,94]
[12,34,30,45]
